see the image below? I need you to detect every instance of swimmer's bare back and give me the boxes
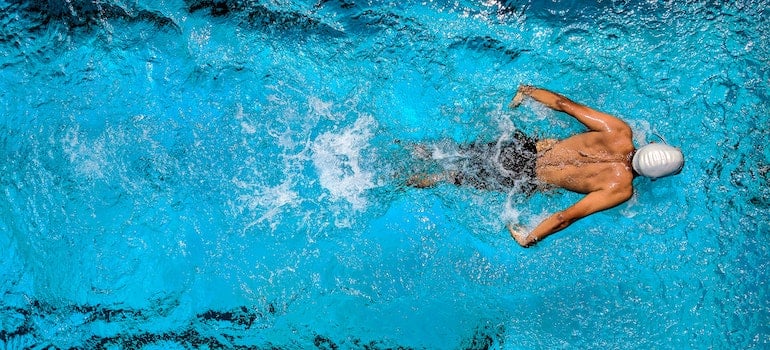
[508,86,636,247]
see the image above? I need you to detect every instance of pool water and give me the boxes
[1,0,768,348]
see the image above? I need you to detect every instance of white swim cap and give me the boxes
[632,143,684,179]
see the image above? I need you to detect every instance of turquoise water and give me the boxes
[1,0,768,348]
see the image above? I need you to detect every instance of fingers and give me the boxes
[509,92,525,109]
[509,85,535,109]
[507,224,534,248]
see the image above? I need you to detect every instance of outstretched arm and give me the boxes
[510,85,630,133]
[508,187,633,247]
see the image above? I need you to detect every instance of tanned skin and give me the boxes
[406,86,638,247]
[507,86,635,247]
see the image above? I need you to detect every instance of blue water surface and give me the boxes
[1,0,769,348]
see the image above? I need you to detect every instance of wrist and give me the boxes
[520,85,536,95]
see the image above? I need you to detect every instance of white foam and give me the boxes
[518,98,556,123]
[501,192,525,224]
[495,110,516,134]
[429,143,462,161]
[61,126,108,180]
[308,96,339,121]
[234,104,257,134]
[501,192,555,234]
[233,178,299,230]
[311,114,378,211]
[620,192,639,218]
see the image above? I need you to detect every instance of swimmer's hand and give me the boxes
[507,223,536,248]
[509,85,535,109]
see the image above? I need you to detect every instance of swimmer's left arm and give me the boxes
[510,85,631,134]
[511,187,632,247]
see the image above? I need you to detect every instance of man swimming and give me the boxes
[408,85,684,247]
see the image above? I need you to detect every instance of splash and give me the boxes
[233,178,299,231]
[312,114,378,212]
[61,125,109,181]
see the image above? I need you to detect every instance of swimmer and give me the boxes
[408,85,684,247]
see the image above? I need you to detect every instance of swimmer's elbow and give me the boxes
[554,98,570,111]
[613,186,634,204]
[553,212,577,231]
[621,187,634,201]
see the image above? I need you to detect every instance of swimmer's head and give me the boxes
[632,143,684,179]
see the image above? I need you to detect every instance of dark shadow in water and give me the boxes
[4,0,179,32]
[1,300,507,349]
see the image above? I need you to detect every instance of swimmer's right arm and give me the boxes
[512,186,633,247]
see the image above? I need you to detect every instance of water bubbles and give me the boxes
[2,0,769,347]
[60,125,108,181]
[312,114,378,212]
[308,96,336,120]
